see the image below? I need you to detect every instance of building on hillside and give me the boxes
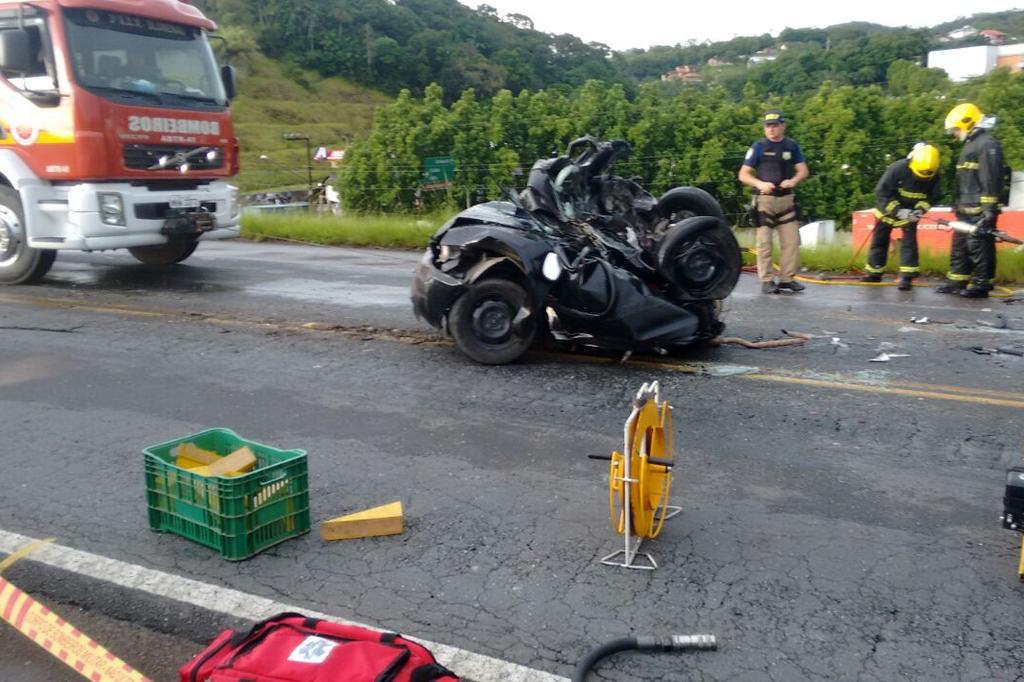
[661,65,703,84]
[947,25,978,41]
[980,29,1008,45]
[748,48,778,65]
[706,57,733,67]
[927,43,1024,81]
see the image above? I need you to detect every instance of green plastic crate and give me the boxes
[144,428,310,561]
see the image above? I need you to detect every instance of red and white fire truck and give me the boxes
[0,0,239,284]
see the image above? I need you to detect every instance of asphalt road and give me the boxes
[2,239,1024,681]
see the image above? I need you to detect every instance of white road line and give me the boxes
[0,528,567,682]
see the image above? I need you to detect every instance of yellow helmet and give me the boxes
[908,144,940,179]
[944,102,983,135]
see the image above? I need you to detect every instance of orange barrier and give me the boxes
[852,209,1024,253]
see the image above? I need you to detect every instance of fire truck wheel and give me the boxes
[0,185,55,284]
[128,239,199,265]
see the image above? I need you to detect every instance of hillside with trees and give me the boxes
[338,70,1024,226]
[206,0,1024,214]
[200,0,1024,100]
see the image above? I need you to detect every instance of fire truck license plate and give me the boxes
[169,197,201,209]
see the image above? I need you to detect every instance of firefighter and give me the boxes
[935,103,1006,298]
[739,110,810,294]
[860,144,942,290]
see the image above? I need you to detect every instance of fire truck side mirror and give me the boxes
[221,64,237,100]
[0,28,30,75]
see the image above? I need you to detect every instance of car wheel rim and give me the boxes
[0,205,23,268]
[471,298,514,344]
[673,241,721,287]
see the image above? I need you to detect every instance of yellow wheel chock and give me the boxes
[591,381,680,570]
[1018,535,1024,583]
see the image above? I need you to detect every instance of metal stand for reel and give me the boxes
[593,381,680,571]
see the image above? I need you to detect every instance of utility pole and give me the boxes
[283,132,313,207]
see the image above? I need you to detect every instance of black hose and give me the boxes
[572,634,717,682]
[572,637,638,682]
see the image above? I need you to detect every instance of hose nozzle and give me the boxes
[635,634,718,651]
[671,634,718,650]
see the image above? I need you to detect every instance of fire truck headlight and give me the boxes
[228,185,240,219]
[98,192,125,226]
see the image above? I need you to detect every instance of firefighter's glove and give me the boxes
[894,208,914,221]
[978,209,999,232]
[907,208,925,222]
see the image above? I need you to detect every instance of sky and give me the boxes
[459,1,1024,51]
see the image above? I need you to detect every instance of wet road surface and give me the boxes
[1,240,1023,681]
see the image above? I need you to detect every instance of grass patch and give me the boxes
[241,215,1024,283]
[736,228,1024,282]
[231,53,391,193]
[241,212,450,249]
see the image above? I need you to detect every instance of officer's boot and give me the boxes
[897,276,913,291]
[860,273,883,283]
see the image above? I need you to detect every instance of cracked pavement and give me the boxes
[1,241,1023,680]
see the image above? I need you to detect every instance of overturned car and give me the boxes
[411,136,742,364]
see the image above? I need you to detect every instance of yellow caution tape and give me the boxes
[0,576,150,681]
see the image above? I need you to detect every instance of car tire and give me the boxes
[657,215,741,301]
[656,186,725,222]
[0,185,55,284]
[128,239,199,265]
[449,280,537,365]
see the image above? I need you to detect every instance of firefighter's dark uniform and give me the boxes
[865,159,942,278]
[948,127,1005,290]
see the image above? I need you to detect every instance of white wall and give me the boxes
[927,45,996,81]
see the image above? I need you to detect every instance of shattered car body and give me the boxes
[411,136,742,364]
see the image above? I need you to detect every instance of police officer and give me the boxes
[739,110,810,294]
[935,103,1005,298]
[861,144,942,290]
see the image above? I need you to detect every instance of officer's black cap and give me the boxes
[763,110,786,125]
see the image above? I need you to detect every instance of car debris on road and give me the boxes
[411,137,742,364]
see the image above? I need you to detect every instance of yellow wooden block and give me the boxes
[320,501,404,541]
[206,446,257,477]
[176,442,221,465]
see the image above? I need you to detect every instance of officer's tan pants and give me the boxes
[754,194,800,283]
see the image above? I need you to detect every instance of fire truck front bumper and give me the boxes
[24,180,241,251]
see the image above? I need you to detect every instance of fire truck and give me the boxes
[0,0,240,284]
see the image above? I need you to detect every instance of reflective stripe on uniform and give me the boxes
[864,263,886,273]
[980,195,999,204]
[899,266,919,273]
[880,216,910,227]
[957,161,980,170]
[884,200,900,213]
[947,272,972,281]
[958,206,983,215]
[898,188,928,200]
[914,201,930,211]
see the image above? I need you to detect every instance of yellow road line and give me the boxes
[539,352,1024,409]
[0,537,54,575]
[5,292,1023,409]
[743,373,1024,409]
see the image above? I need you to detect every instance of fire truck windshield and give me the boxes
[63,8,227,109]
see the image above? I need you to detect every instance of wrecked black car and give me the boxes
[411,136,742,364]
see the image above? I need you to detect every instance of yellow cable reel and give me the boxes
[608,388,674,539]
